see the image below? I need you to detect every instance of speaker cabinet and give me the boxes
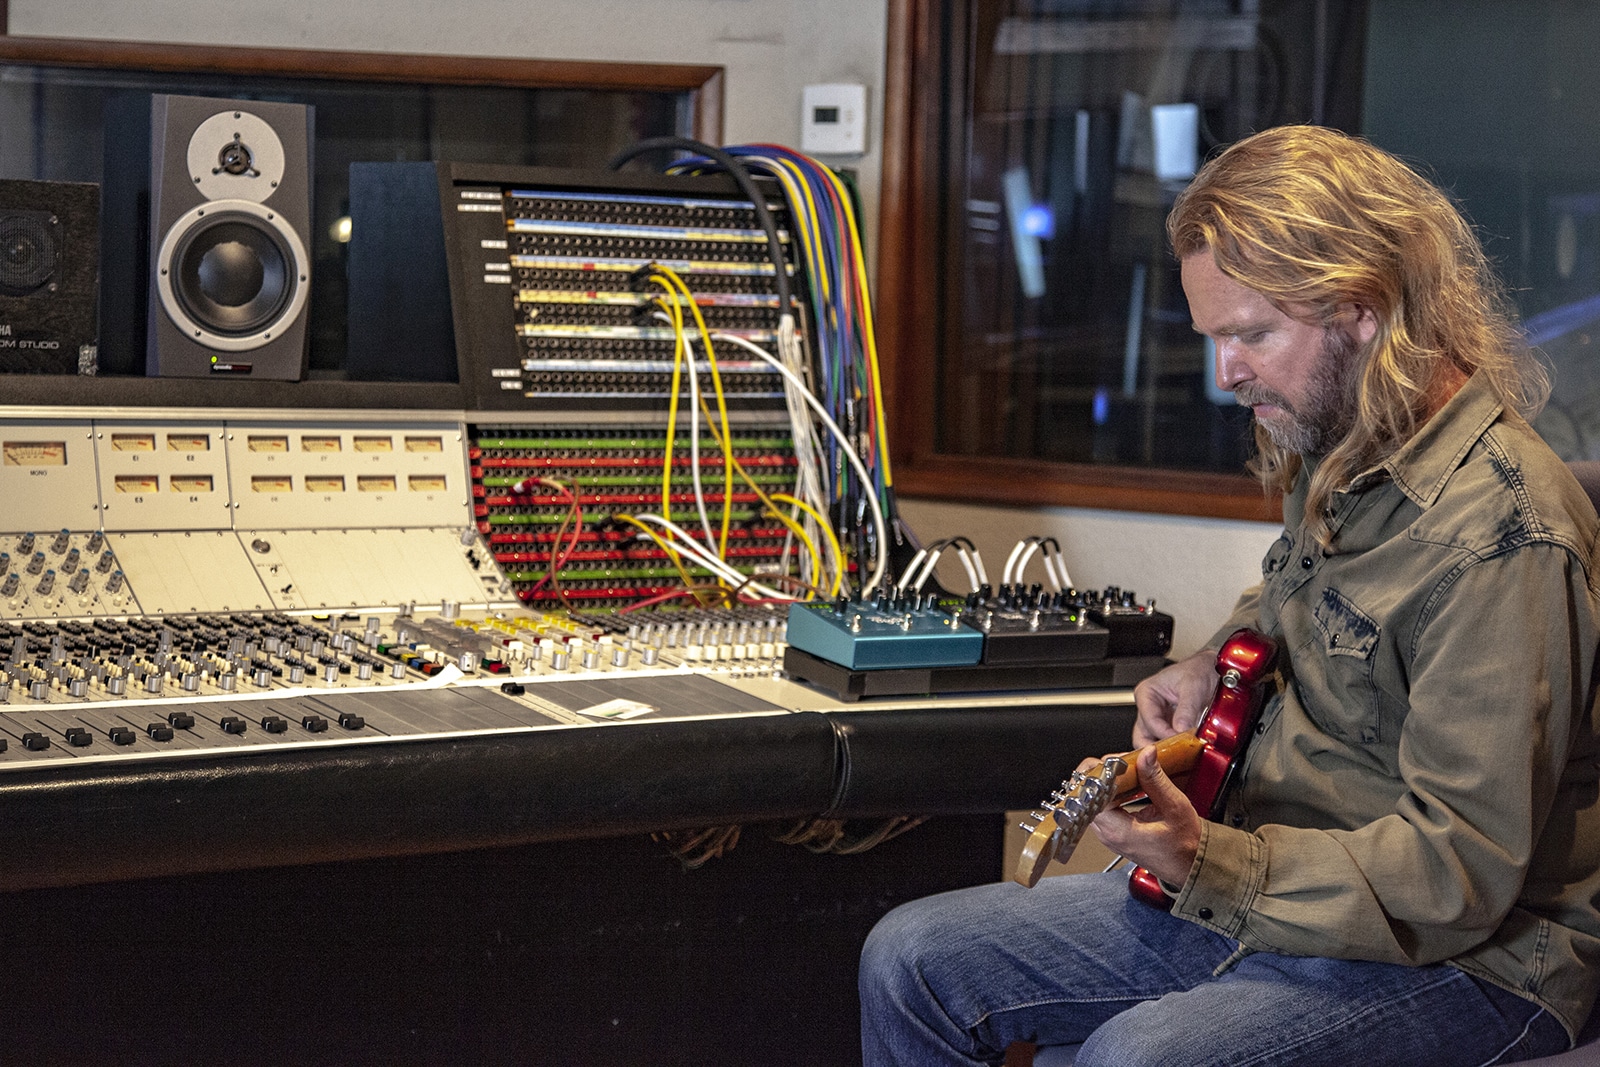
[147,94,313,380]
[0,179,100,375]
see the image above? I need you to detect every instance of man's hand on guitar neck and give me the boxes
[1131,647,1221,746]
[1088,745,1203,888]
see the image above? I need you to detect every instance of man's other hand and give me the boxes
[1131,648,1218,746]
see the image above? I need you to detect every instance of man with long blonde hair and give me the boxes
[860,126,1600,1066]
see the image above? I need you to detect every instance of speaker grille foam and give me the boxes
[0,210,61,298]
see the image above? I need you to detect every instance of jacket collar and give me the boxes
[1358,372,1505,509]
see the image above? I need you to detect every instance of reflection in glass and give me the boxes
[938,2,1280,474]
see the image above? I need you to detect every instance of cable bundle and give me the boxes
[1002,536,1072,592]
[679,144,893,597]
[604,136,896,601]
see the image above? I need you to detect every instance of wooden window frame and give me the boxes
[0,22,724,145]
[875,0,1280,522]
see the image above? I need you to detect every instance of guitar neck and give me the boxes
[1089,731,1208,804]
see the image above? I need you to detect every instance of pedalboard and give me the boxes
[782,646,1168,702]
[782,585,1173,701]
[954,584,1173,661]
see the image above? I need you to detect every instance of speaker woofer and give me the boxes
[172,213,291,333]
[0,210,60,298]
[154,198,308,352]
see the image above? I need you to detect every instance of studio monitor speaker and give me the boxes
[147,94,313,379]
[0,178,99,375]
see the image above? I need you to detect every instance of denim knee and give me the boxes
[860,897,934,1003]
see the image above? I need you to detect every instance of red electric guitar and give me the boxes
[1013,628,1278,908]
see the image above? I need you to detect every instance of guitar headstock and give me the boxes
[1012,755,1127,887]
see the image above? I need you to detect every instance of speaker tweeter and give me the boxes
[0,179,100,375]
[147,94,313,380]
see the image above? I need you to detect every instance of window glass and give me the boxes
[0,62,687,378]
[1363,0,1600,460]
[928,0,1600,477]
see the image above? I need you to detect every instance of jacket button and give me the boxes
[1301,556,1314,568]
[1231,814,1245,827]
[1199,907,1214,921]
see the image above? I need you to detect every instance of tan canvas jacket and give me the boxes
[1172,371,1600,1043]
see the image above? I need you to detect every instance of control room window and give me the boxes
[879,0,1600,519]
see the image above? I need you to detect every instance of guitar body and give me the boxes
[1127,628,1277,908]
[1011,628,1277,897]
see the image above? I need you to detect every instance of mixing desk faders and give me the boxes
[0,602,795,765]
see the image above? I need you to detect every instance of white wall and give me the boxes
[13,0,1278,644]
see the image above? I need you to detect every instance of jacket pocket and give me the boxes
[1309,587,1382,742]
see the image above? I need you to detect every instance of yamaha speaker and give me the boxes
[0,179,100,375]
[147,94,313,379]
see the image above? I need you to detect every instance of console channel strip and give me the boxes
[505,187,799,408]
[471,423,805,607]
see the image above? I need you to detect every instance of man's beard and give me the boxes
[1235,327,1361,457]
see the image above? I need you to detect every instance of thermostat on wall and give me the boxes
[801,83,867,155]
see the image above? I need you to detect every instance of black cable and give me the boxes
[608,136,793,316]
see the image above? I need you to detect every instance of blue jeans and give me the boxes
[859,872,1567,1067]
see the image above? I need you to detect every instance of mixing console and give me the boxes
[0,528,131,619]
